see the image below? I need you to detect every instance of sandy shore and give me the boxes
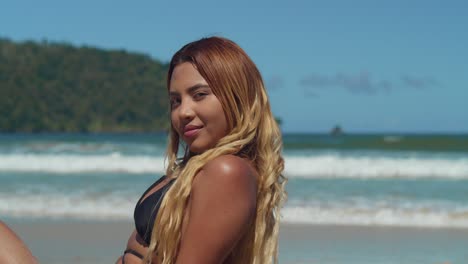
[8,220,132,264]
[6,220,468,264]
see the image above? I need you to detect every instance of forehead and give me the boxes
[169,62,208,91]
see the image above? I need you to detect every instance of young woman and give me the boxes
[0,36,285,264]
[118,36,286,264]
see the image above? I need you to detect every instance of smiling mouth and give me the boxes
[183,125,203,138]
[184,128,200,138]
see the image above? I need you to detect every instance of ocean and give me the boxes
[1,133,468,263]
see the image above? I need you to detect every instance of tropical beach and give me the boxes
[2,1,468,263]
[1,133,468,263]
[6,221,468,264]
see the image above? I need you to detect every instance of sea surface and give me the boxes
[1,133,468,229]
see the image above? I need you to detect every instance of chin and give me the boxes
[188,142,214,154]
[188,146,205,154]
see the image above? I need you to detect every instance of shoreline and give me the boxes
[6,220,467,264]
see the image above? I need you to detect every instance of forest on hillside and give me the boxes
[0,38,169,132]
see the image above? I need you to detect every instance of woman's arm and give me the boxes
[0,221,38,264]
[175,155,257,264]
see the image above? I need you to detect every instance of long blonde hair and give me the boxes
[144,37,286,264]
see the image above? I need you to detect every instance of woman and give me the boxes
[118,36,286,264]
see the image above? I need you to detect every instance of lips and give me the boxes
[183,124,203,138]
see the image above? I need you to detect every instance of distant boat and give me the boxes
[330,125,343,136]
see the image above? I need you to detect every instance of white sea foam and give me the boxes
[3,192,468,228]
[281,205,468,228]
[284,155,468,179]
[0,154,166,174]
[1,153,468,179]
[0,193,135,220]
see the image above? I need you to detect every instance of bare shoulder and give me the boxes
[176,155,258,262]
[193,154,258,193]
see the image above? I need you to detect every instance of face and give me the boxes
[169,62,229,154]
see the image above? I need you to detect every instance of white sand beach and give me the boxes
[7,220,468,264]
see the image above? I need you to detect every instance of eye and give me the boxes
[170,97,181,109]
[193,92,208,100]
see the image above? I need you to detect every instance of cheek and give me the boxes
[170,112,180,135]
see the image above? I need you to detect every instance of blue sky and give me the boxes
[1,0,467,133]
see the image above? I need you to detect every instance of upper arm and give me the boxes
[0,221,38,264]
[175,155,257,264]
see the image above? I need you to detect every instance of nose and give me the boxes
[178,99,195,120]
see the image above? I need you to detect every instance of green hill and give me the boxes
[0,38,169,132]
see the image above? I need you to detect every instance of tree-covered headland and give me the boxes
[0,38,169,132]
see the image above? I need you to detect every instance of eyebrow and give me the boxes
[169,83,210,96]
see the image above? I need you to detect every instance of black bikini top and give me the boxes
[134,175,176,245]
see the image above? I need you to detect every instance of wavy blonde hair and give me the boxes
[144,37,286,264]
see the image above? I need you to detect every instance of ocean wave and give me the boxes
[285,155,468,179]
[0,193,135,220]
[0,153,468,179]
[0,154,166,174]
[281,205,468,228]
[2,193,468,228]
[0,141,165,155]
